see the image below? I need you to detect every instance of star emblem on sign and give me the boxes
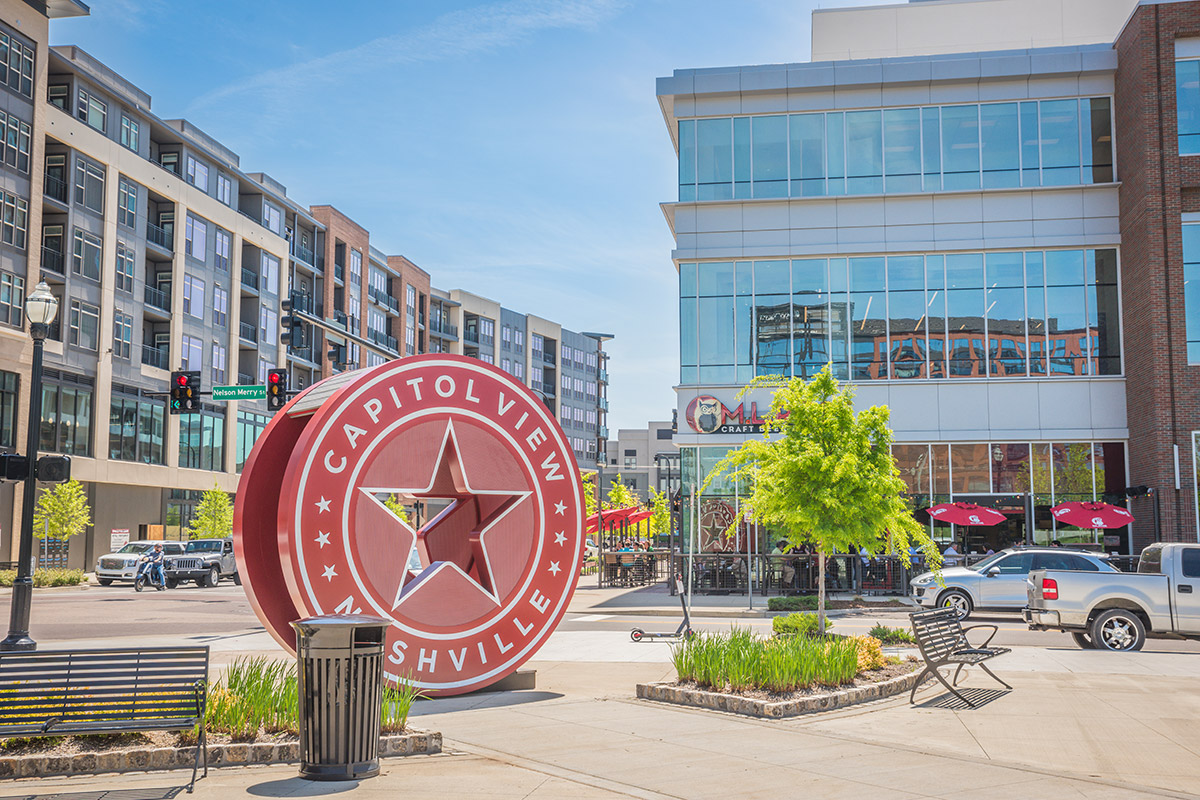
[357,420,531,614]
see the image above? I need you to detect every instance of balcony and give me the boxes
[334,264,344,282]
[43,172,68,204]
[237,372,254,386]
[141,344,169,370]
[368,287,400,314]
[431,320,458,338]
[369,328,398,353]
[241,267,259,291]
[239,321,258,343]
[332,310,348,330]
[144,285,170,312]
[598,369,609,383]
[598,426,609,440]
[41,247,64,275]
[597,397,608,412]
[543,351,556,365]
[147,222,172,251]
[293,244,315,266]
[464,329,480,345]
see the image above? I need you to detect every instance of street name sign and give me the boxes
[213,385,265,400]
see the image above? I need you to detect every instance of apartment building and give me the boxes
[658,0,1195,554]
[603,421,680,501]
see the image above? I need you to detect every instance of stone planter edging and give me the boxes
[0,730,441,780]
[636,669,921,718]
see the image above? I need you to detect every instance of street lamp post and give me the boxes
[2,281,59,652]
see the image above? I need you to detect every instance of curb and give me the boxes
[588,605,915,619]
[0,730,441,780]
[635,670,922,718]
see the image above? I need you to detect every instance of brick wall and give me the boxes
[1116,1,1200,547]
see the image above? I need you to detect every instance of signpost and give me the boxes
[212,385,266,401]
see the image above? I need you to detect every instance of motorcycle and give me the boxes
[134,555,166,592]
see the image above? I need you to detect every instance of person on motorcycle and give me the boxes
[141,543,167,591]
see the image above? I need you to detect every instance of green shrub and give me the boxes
[771,612,831,637]
[0,569,86,587]
[867,624,916,645]
[382,675,425,733]
[671,627,862,693]
[767,595,822,612]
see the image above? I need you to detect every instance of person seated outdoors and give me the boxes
[771,539,795,588]
[942,542,961,567]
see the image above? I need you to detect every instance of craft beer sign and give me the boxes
[234,355,584,696]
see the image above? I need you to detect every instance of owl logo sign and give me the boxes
[684,396,768,434]
[233,355,584,697]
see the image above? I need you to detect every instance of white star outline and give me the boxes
[357,420,532,612]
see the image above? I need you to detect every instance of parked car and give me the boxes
[910,546,1118,620]
[164,538,239,588]
[1024,542,1200,651]
[95,540,185,585]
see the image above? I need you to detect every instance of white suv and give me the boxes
[95,540,184,585]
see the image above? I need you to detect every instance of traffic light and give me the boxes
[281,293,304,348]
[0,453,28,482]
[35,455,71,483]
[169,370,200,415]
[327,343,345,368]
[267,368,288,411]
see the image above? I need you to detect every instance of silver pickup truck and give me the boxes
[1024,543,1200,651]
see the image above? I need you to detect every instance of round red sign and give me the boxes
[234,355,584,696]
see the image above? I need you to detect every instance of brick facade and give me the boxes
[1116,1,1200,547]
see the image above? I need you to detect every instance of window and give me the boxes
[183,275,205,320]
[71,229,102,281]
[40,377,93,457]
[0,30,34,98]
[68,299,100,350]
[186,156,208,190]
[261,252,280,295]
[350,249,362,287]
[1182,548,1200,579]
[1,192,26,249]
[48,84,67,110]
[257,357,274,384]
[211,343,227,385]
[112,312,132,359]
[369,268,387,295]
[179,411,225,471]
[77,88,107,132]
[117,177,137,228]
[120,114,139,151]
[216,174,232,205]
[0,269,23,327]
[108,392,164,465]
[74,158,105,214]
[181,335,202,371]
[0,370,17,448]
[676,97,1114,200]
[262,201,282,235]
[0,110,31,173]
[185,214,208,260]
[514,361,524,380]
[158,151,179,174]
[213,286,228,327]
[260,307,277,345]
[214,228,231,271]
[115,242,134,292]
[515,329,524,351]
[561,374,570,391]
[501,358,511,372]
[236,411,270,471]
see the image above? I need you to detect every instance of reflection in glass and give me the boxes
[790,113,826,196]
[754,260,790,294]
[1184,225,1200,362]
[884,108,921,193]
[987,287,1026,376]
[1046,285,1087,375]
[922,107,941,192]
[1040,99,1081,186]
[1082,98,1114,183]
[851,289,886,380]
[826,112,846,196]
[1020,101,1041,186]
[893,444,931,494]
[678,119,696,201]
[679,262,697,297]
[941,105,981,190]
[792,292,831,378]
[1179,60,1200,155]
[888,290,926,379]
[992,443,1030,493]
[696,118,732,200]
[754,293,789,377]
[846,110,883,194]
[679,297,697,374]
[698,261,735,296]
[930,444,951,496]
[980,103,1020,188]
[733,117,751,199]
[752,115,787,198]
[950,443,990,493]
[736,295,754,382]
[698,296,734,380]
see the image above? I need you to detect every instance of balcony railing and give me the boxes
[598,426,609,440]
[334,265,345,282]
[241,267,258,291]
[543,351,556,365]
[597,398,608,412]
[369,328,399,352]
[368,287,400,313]
[431,320,458,337]
[147,222,172,250]
[144,285,169,311]
[332,310,348,330]
[141,344,169,370]
[598,369,609,383]
[237,372,254,386]
[239,321,258,343]
[40,247,64,274]
[464,329,480,344]
[293,244,315,266]
[43,172,68,203]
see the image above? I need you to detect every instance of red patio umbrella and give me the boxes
[1050,501,1134,529]
[926,502,1008,526]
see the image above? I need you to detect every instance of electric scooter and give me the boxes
[134,555,166,592]
[630,575,694,642]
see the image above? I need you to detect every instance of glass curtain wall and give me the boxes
[678,98,1113,201]
[679,249,1121,385]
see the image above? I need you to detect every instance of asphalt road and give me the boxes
[14,582,1200,654]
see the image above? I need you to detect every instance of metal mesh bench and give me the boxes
[0,646,209,791]
[909,607,1011,708]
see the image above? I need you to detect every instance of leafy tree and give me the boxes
[580,471,599,517]
[703,366,941,633]
[648,487,671,539]
[32,478,91,543]
[605,474,638,510]
[188,483,234,539]
[382,494,416,528]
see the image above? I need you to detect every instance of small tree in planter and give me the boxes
[32,478,92,562]
[382,494,416,527]
[188,483,234,539]
[703,366,941,634]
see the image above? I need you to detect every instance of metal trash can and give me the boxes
[291,614,388,781]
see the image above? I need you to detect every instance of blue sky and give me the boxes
[51,0,891,433]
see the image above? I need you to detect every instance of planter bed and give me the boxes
[637,662,922,719]
[0,729,441,779]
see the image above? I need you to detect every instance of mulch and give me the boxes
[671,660,920,703]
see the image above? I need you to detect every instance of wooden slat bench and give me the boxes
[909,607,1011,708]
[0,646,209,791]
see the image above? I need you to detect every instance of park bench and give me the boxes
[909,607,1011,708]
[0,646,209,792]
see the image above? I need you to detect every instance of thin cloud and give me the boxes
[187,0,629,113]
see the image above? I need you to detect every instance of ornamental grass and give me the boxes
[670,627,864,694]
[0,568,86,587]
